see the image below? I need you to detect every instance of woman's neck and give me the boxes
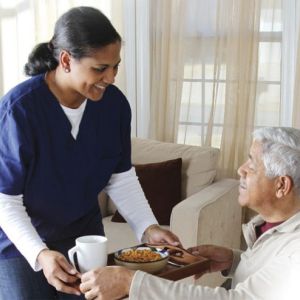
[44,69,85,108]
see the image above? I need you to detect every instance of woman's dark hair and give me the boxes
[24,6,121,76]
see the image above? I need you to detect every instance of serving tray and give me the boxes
[107,244,210,281]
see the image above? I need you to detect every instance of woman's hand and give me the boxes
[143,224,182,246]
[37,249,81,295]
[80,266,135,300]
[187,244,233,278]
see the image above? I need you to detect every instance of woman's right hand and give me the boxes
[37,249,81,296]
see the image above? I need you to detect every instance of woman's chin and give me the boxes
[88,93,104,102]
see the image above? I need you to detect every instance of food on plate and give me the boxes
[114,246,169,273]
[117,249,162,262]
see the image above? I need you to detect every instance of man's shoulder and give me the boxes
[274,229,300,257]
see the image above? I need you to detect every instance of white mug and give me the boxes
[68,235,108,273]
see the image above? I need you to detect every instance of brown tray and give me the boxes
[107,245,210,281]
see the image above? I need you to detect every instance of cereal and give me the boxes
[117,249,161,262]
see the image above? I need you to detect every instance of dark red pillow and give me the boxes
[111,158,182,225]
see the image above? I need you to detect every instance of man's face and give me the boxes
[237,140,277,213]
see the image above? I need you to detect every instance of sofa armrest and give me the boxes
[170,178,241,249]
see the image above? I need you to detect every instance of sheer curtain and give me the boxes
[148,0,185,142]
[148,0,260,163]
[149,0,300,178]
[215,0,261,178]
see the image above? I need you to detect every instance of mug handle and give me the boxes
[68,245,78,269]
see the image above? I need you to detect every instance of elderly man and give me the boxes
[79,127,300,300]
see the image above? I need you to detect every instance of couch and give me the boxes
[99,137,242,287]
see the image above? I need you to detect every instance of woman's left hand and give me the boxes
[143,224,182,246]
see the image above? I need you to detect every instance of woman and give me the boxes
[0,6,179,300]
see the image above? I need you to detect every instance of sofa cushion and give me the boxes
[131,138,219,198]
[112,158,182,225]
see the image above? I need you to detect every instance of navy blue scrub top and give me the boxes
[0,74,132,258]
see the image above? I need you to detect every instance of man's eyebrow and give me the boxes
[248,154,257,165]
[248,153,255,163]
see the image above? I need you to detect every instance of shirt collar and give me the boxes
[242,211,300,247]
[249,211,300,233]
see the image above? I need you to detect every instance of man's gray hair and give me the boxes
[253,127,300,196]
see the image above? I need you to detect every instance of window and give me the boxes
[255,0,282,127]
[177,0,293,148]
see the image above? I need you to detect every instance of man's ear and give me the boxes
[276,176,293,198]
[59,50,71,73]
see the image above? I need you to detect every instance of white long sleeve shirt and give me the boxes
[0,102,157,271]
[129,212,300,300]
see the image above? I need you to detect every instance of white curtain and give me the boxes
[148,0,261,174]
[148,0,300,178]
[148,0,185,142]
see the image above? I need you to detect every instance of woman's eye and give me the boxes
[93,67,107,72]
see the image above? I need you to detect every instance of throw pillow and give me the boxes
[111,158,182,225]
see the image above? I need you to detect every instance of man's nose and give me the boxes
[237,164,245,177]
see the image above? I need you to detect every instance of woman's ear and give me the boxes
[276,176,293,198]
[60,50,71,73]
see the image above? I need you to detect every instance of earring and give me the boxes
[65,68,70,73]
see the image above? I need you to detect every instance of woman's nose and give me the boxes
[103,68,116,85]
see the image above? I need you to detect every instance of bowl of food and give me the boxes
[114,246,169,274]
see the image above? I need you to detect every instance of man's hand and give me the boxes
[80,266,135,300]
[187,244,233,278]
[143,224,181,246]
[37,249,81,296]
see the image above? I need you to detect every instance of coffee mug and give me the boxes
[68,235,108,273]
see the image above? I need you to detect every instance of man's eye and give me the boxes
[248,165,255,171]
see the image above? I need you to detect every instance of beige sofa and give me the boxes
[99,137,242,287]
